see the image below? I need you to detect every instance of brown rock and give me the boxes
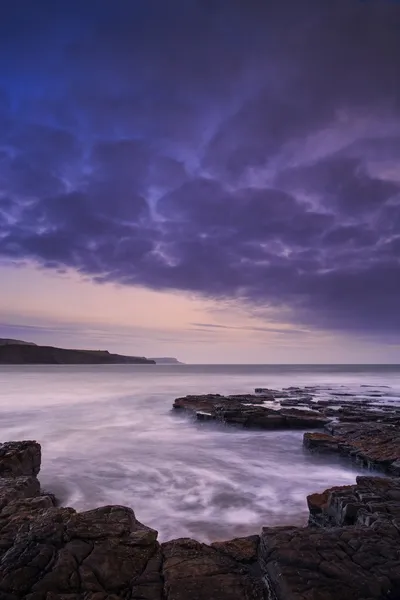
[210,535,259,563]
[303,432,340,453]
[162,538,265,600]
[0,441,41,477]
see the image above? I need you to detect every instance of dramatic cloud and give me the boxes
[1,0,400,339]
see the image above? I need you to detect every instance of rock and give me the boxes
[304,421,400,474]
[307,476,400,528]
[0,441,268,600]
[162,538,265,600]
[210,535,259,563]
[0,441,41,477]
[307,485,355,517]
[174,395,329,430]
[0,505,161,598]
[173,394,265,414]
[260,522,400,600]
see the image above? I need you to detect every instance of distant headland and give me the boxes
[149,357,184,364]
[0,338,156,365]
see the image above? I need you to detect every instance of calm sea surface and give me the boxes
[1,364,399,542]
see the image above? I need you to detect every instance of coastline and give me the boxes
[1,382,399,599]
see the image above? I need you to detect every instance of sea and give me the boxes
[0,364,399,542]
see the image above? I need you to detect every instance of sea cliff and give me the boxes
[0,342,155,365]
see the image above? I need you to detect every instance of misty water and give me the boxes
[1,364,400,542]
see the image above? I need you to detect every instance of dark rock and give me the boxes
[162,538,265,600]
[174,395,329,430]
[307,476,400,528]
[303,432,340,453]
[210,535,259,563]
[173,394,265,414]
[304,421,400,474]
[260,522,400,600]
[0,441,41,477]
[0,344,155,365]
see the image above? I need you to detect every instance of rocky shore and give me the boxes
[1,383,399,599]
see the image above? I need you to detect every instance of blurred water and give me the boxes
[0,363,399,542]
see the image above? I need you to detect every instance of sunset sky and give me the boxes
[0,0,399,363]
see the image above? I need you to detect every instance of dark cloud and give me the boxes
[277,157,399,215]
[0,0,400,339]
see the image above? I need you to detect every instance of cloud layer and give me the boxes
[1,0,400,338]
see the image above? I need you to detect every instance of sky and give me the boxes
[0,0,400,363]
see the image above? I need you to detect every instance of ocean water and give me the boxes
[0,364,399,542]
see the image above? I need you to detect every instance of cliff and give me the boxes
[0,343,155,364]
[150,357,183,364]
[0,338,37,346]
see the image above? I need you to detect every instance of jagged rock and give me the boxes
[0,441,41,477]
[307,475,400,528]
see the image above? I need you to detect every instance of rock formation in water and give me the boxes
[173,387,400,475]
[0,343,155,365]
[1,439,399,599]
[1,383,400,599]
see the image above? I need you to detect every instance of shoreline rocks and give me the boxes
[1,439,399,599]
[173,393,329,429]
[2,377,400,599]
[304,421,400,476]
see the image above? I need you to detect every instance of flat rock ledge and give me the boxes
[173,394,329,429]
[1,441,400,600]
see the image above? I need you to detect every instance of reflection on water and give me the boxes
[0,364,399,542]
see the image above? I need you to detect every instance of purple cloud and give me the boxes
[0,0,400,340]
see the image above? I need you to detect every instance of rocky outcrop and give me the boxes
[0,441,41,477]
[3,370,400,600]
[0,344,155,365]
[2,425,400,599]
[0,441,266,600]
[260,519,400,600]
[307,475,400,528]
[304,421,400,475]
[173,394,328,429]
